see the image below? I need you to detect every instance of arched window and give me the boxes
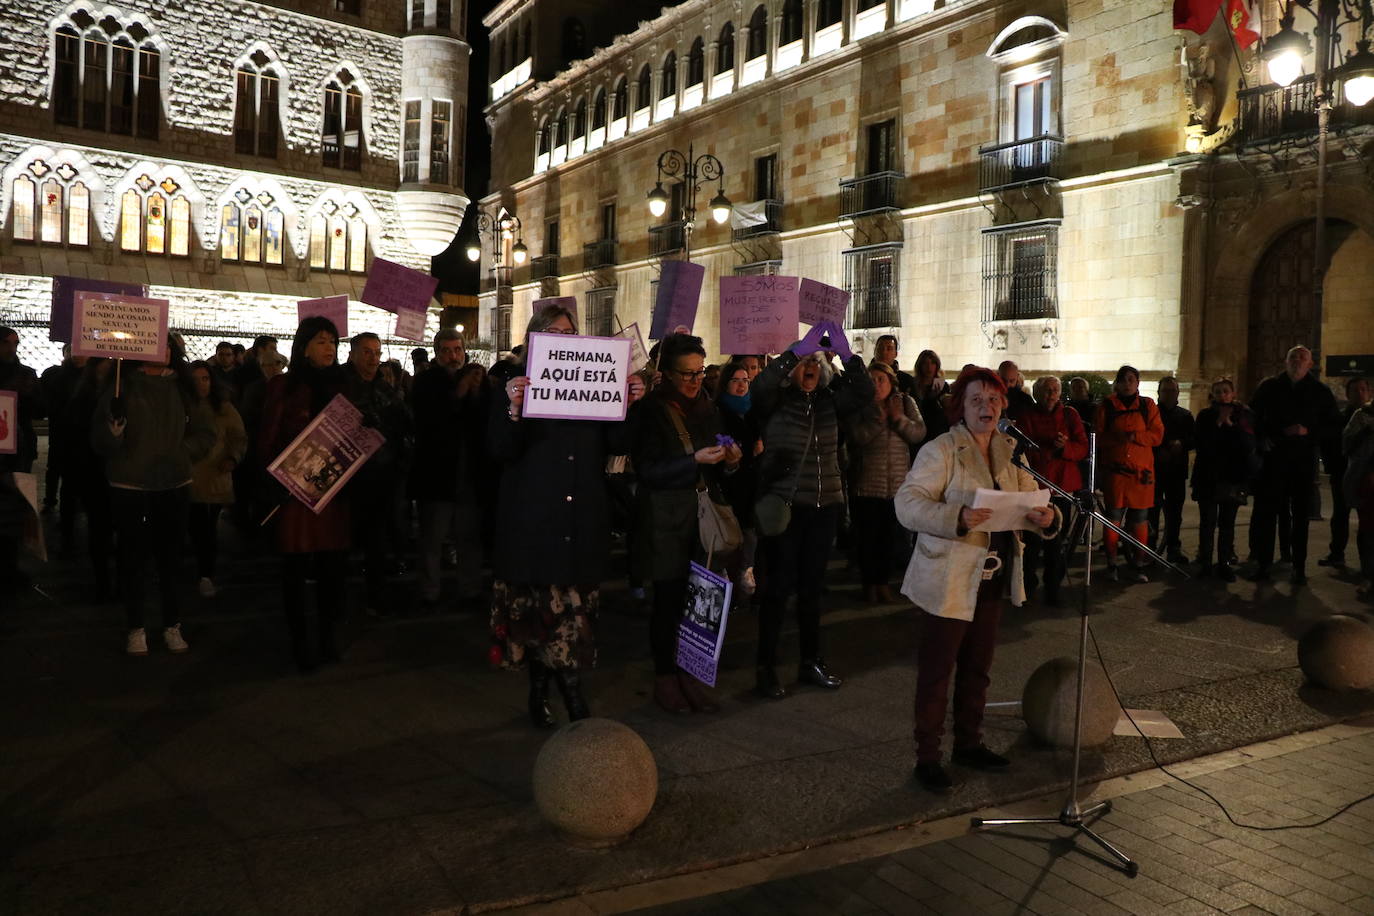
[10,158,90,247]
[687,38,704,87]
[234,51,280,158]
[572,97,587,139]
[636,65,652,110]
[747,7,768,60]
[220,188,285,265]
[660,52,677,100]
[308,200,367,272]
[552,107,566,147]
[537,118,550,155]
[52,14,160,138]
[612,77,628,120]
[592,87,607,130]
[781,0,803,45]
[119,172,190,256]
[436,0,451,31]
[562,18,587,66]
[322,70,364,170]
[717,23,735,74]
[817,0,842,28]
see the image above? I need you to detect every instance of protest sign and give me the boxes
[523,331,632,422]
[297,295,349,337]
[71,292,169,362]
[650,260,705,339]
[676,562,732,687]
[267,394,385,514]
[532,296,578,323]
[616,322,650,370]
[718,275,799,355]
[359,257,439,314]
[0,390,16,455]
[50,276,147,343]
[798,278,850,327]
[394,307,428,342]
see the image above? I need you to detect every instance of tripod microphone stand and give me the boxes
[970,431,1188,878]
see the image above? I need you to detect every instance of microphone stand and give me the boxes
[970,431,1188,878]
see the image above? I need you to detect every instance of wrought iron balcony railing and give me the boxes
[839,171,902,218]
[649,220,689,256]
[732,199,784,240]
[977,134,1064,193]
[583,239,618,269]
[1237,74,1374,145]
[530,255,560,280]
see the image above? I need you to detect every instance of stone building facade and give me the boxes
[475,0,1374,403]
[1,0,472,368]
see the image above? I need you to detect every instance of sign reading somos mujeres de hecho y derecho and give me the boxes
[523,332,633,422]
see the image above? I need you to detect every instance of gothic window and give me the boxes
[781,0,803,45]
[660,52,677,100]
[9,159,90,246]
[717,23,735,74]
[537,118,550,155]
[403,100,421,181]
[592,87,607,130]
[235,52,280,158]
[52,15,160,138]
[636,65,652,110]
[410,0,424,29]
[220,189,284,265]
[431,100,451,184]
[687,38,704,87]
[572,97,586,139]
[552,107,566,147]
[322,71,364,170]
[119,173,190,255]
[308,200,367,272]
[747,7,768,60]
[817,0,842,29]
[612,78,627,120]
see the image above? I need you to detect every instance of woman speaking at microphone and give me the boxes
[895,366,1059,793]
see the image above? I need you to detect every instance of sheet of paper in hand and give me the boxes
[523,332,632,422]
[970,487,1049,532]
[267,394,386,514]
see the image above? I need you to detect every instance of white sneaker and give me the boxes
[198,577,217,598]
[741,567,757,595]
[163,624,189,654]
[126,628,148,656]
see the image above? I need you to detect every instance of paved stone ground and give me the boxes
[615,724,1374,916]
[2,444,1373,913]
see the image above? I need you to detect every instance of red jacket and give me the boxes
[258,371,351,554]
[1015,402,1088,492]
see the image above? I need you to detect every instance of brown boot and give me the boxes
[653,674,692,715]
[676,671,719,713]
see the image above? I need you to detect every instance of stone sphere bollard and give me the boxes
[1298,615,1374,691]
[1022,656,1120,748]
[532,718,658,847]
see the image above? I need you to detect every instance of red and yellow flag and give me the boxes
[1173,0,1222,35]
[1226,0,1260,48]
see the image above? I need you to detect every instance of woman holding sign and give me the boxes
[894,367,1059,793]
[489,304,645,727]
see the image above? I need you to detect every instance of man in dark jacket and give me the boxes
[1318,376,1371,568]
[1149,376,1194,563]
[999,360,1035,420]
[39,346,83,537]
[873,335,917,398]
[1248,346,1340,586]
[0,326,46,592]
[411,329,487,610]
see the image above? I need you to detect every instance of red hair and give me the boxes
[945,366,1008,425]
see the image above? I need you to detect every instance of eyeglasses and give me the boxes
[671,369,707,380]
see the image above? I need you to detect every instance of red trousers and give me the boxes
[913,588,1004,763]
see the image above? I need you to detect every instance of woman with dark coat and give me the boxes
[1015,375,1089,604]
[716,359,763,597]
[912,349,951,450]
[1191,377,1258,583]
[631,334,742,715]
[489,304,646,726]
[188,360,248,598]
[258,316,350,673]
[751,322,874,699]
[65,357,116,599]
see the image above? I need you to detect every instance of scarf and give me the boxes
[719,391,752,416]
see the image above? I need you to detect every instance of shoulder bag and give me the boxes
[666,406,743,557]
[754,405,816,537]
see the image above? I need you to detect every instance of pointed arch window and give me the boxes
[781,0,804,45]
[660,52,677,100]
[308,200,367,272]
[10,159,90,246]
[553,108,567,147]
[220,189,284,265]
[235,52,280,158]
[717,24,735,74]
[636,65,652,110]
[53,15,159,138]
[612,77,628,120]
[537,118,551,155]
[747,7,768,60]
[592,88,607,130]
[120,173,190,255]
[687,38,705,87]
[323,71,364,170]
[572,97,587,139]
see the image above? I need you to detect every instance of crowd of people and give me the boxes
[3,317,1372,792]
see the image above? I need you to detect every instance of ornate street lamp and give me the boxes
[645,143,730,260]
[464,208,527,266]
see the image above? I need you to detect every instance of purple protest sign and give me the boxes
[676,562,732,687]
[798,278,850,327]
[533,296,578,323]
[267,394,385,514]
[650,260,705,339]
[394,307,428,342]
[50,276,146,342]
[71,292,170,362]
[616,322,650,370]
[359,258,439,314]
[523,331,633,422]
[297,295,349,337]
[0,390,16,455]
[718,275,800,356]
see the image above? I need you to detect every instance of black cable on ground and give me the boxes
[1086,621,1374,831]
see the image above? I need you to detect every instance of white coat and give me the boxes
[895,424,1060,621]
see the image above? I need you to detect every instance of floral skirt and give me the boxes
[489,581,598,671]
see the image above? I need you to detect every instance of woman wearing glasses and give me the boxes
[489,304,645,726]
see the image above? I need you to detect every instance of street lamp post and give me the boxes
[1262,0,1374,365]
[645,143,731,261]
[464,208,528,268]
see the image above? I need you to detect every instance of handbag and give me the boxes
[666,407,743,557]
[754,406,817,537]
[1214,481,1249,506]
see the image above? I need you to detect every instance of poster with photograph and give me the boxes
[0,390,15,455]
[522,331,633,422]
[71,292,170,362]
[266,394,385,514]
[676,562,733,687]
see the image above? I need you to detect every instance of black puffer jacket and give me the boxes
[751,352,873,509]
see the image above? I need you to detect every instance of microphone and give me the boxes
[997,416,1041,451]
